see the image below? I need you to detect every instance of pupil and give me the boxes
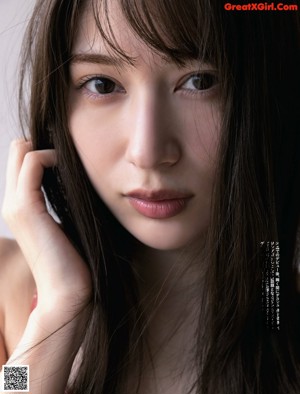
[193,74,215,90]
[95,78,115,94]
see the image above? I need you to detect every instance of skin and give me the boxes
[0,140,92,393]
[0,3,221,393]
[1,4,300,393]
[68,7,222,388]
[68,2,221,253]
[0,238,35,366]
[0,3,299,393]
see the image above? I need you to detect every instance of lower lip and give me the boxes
[127,197,190,219]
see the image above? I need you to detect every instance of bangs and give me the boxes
[86,0,222,67]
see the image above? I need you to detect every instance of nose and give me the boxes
[125,92,181,169]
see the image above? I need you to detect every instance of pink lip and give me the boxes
[125,189,193,219]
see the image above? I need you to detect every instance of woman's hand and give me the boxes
[1,139,92,392]
[2,139,92,315]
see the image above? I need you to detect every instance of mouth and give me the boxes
[124,189,193,219]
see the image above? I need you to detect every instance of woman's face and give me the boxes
[68,3,221,251]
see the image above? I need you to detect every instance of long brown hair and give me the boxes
[19,1,300,393]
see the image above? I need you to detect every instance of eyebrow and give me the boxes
[70,52,205,71]
[70,53,134,68]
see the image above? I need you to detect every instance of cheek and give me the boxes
[183,102,221,171]
[68,104,125,176]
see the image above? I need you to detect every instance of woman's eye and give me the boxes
[84,77,124,95]
[181,73,218,92]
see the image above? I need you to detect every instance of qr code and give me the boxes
[1,365,29,392]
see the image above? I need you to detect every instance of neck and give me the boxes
[130,241,206,390]
[133,239,207,292]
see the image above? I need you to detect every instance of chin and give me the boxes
[111,209,209,252]
[135,237,188,251]
[126,224,204,251]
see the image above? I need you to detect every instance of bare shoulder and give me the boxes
[0,237,18,257]
[0,238,35,360]
[0,236,34,304]
[0,237,19,259]
[0,238,29,279]
[0,237,35,298]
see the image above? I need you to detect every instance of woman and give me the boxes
[1,0,300,393]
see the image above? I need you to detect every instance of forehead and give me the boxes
[72,1,154,63]
[71,0,207,70]
[70,0,218,72]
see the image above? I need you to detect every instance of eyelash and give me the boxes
[77,74,124,101]
[179,72,219,97]
[77,72,219,101]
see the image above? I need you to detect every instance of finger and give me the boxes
[4,139,32,196]
[16,149,57,199]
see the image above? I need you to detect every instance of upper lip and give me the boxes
[125,189,193,201]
